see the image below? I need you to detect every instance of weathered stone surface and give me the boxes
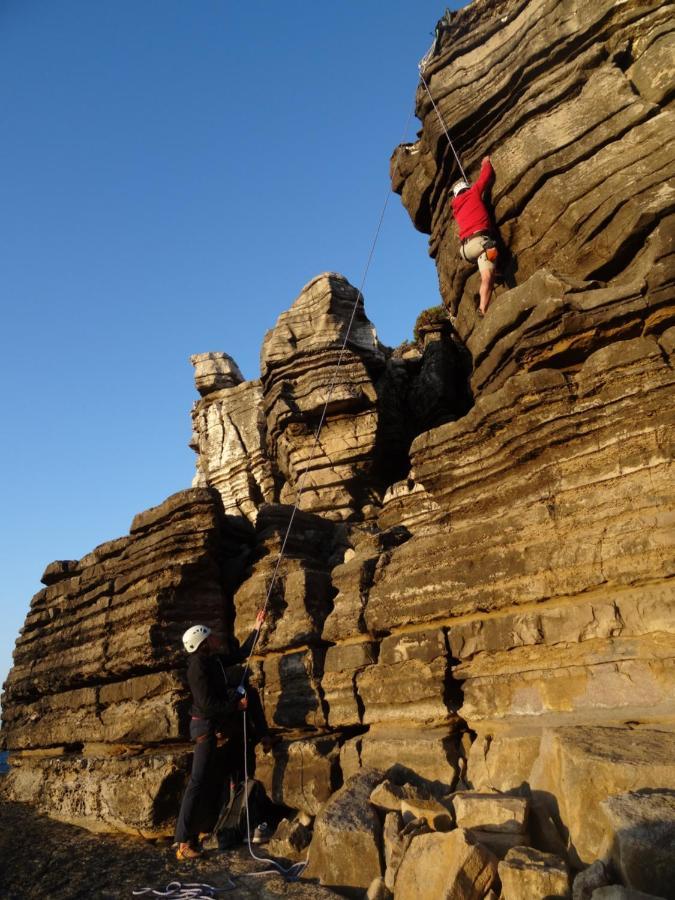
[0,749,190,837]
[393,0,674,362]
[261,273,386,521]
[321,525,411,644]
[393,828,498,900]
[266,816,313,862]
[369,779,453,831]
[498,846,570,900]
[190,351,244,396]
[382,810,404,891]
[0,488,258,832]
[259,648,327,730]
[371,339,675,732]
[600,790,675,899]
[466,733,541,793]
[305,769,385,891]
[357,629,451,726]
[573,861,611,900]
[467,830,527,861]
[322,640,377,727]
[529,727,675,866]
[190,369,275,521]
[41,559,80,586]
[452,791,528,834]
[254,735,341,816]
[341,724,459,790]
[378,478,441,531]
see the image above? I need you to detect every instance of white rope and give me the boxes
[237,100,417,686]
[229,102,418,882]
[241,708,308,879]
[417,66,468,184]
[132,879,235,898]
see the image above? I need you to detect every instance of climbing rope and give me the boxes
[137,30,467,900]
[230,101,418,878]
[132,879,235,898]
[417,64,468,184]
[240,706,308,878]
[237,99,417,687]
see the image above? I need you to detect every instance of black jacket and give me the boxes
[187,631,256,722]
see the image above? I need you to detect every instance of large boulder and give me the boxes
[305,769,385,893]
[498,846,570,900]
[599,790,675,899]
[393,828,498,899]
[529,728,675,866]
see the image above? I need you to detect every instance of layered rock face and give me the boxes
[393,0,674,378]
[0,489,254,835]
[2,0,674,895]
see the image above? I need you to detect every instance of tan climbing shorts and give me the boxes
[460,234,497,273]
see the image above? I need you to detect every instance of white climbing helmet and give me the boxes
[453,179,470,197]
[182,624,211,653]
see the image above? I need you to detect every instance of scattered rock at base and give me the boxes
[383,815,431,893]
[452,791,528,833]
[573,860,611,900]
[600,790,675,899]
[393,828,497,899]
[369,779,453,830]
[266,816,313,862]
[305,769,385,893]
[498,846,570,900]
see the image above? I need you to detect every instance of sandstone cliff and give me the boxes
[2,0,674,895]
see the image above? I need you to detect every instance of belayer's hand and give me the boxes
[255,609,266,630]
[237,693,248,711]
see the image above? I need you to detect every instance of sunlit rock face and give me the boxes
[0,488,254,835]
[376,0,675,871]
[392,0,674,387]
[189,352,275,522]
[1,2,674,888]
[260,272,388,521]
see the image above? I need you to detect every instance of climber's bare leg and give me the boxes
[479,268,495,315]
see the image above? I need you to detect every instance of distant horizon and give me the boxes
[0,2,463,691]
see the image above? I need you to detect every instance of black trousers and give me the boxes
[174,689,269,843]
[174,718,215,844]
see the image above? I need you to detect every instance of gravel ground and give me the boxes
[0,802,340,900]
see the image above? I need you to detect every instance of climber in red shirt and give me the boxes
[451,156,498,316]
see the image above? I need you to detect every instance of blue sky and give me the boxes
[0,1,462,691]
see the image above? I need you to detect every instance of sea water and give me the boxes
[0,750,9,774]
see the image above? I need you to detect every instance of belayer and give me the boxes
[174,610,270,860]
[451,156,498,316]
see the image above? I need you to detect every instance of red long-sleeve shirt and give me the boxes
[451,159,495,240]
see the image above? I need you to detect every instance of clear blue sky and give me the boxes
[0,1,462,692]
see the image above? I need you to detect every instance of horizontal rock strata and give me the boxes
[2,4,674,894]
[393,0,674,355]
[190,353,275,521]
[1,488,253,834]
